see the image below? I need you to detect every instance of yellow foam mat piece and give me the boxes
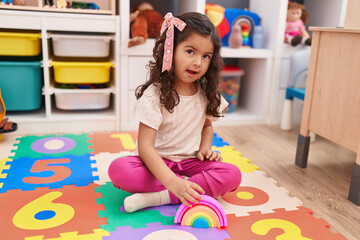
[25,229,110,240]
[212,146,259,173]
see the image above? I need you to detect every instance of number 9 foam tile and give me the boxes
[217,171,302,217]
[12,134,93,159]
[0,154,98,192]
[0,184,106,240]
[225,207,347,240]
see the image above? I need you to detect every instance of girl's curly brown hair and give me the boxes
[135,12,224,118]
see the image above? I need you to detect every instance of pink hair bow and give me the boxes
[160,12,186,72]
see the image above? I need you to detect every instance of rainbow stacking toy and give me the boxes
[174,195,227,229]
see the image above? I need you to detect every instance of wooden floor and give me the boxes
[214,124,360,240]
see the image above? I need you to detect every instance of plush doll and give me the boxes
[128,2,163,48]
[285,2,311,46]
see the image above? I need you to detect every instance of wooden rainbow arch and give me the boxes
[174,195,227,228]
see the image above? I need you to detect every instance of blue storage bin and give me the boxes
[0,61,43,111]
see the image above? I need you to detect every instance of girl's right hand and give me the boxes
[166,177,205,207]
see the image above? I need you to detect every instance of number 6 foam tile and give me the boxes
[217,171,302,217]
[0,154,98,192]
[88,131,138,154]
[0,184,107,240]
[104,222,230,240]
[12,133,93,159]
[225,207,347,240]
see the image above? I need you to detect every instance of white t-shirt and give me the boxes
[134,84,228,162]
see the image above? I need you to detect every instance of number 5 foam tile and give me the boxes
[212,146,259,173]
[91,152,134,185]
[104,222,230,240]
[217,171,302,217]
[25,229,110,240]
[12,133,93,159]
[225,207,347,240]
[0,184,107,240]
[96,182,175,231]
[0,154,98,192]
[88,131,138,154]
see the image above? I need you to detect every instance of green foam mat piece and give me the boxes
[12,133,93,159]
[96,182,175,231]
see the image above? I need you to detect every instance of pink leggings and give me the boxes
[108,155,242,204]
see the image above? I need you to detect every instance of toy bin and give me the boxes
[220,65,244,113]
[0,61,43,111]
[0,32,41,56]
[53,87,113,110]
[50,34,113,58]
[51,61,113,84]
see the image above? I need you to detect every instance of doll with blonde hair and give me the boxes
[285,2,311,46]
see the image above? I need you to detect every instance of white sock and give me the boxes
[123,189,171,213]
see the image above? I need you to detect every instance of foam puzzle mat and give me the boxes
[0,132,347,239]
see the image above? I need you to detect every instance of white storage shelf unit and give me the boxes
[267,0,348,125]
[119,0,284,130]
[0,10,120,134]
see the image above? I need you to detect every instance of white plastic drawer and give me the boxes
[53,87,113,110]
[50,34,113,57]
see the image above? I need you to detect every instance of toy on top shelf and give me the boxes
[205,3,261,48]
[128,2,163,48]
[44,0,54,8]
[242,24,250,46]
[285,1,311,46]
[174,195,227,229]
[57,0,67,8]
[71,1,99,10]
[1,0,12,5]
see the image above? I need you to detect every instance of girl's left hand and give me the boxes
[197,150,222,161]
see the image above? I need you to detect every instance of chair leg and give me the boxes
[310,131,316,142]
[295,134,310,168]
[348,163,360,205]
[280,99,293,130]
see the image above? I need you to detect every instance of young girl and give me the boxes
[108,12,242,212]
[285,2,311,46]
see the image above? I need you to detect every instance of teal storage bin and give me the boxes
[0,61,42,111]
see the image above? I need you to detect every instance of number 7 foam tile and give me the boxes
[12,133,93,159]
[217,171,302,216]
[225,207,347,240]
[0,154,98,192]
[0,184,107,240]
[88,131,137,154]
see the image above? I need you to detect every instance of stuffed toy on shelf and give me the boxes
[128,2,163,48]
[285,1,311,46]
